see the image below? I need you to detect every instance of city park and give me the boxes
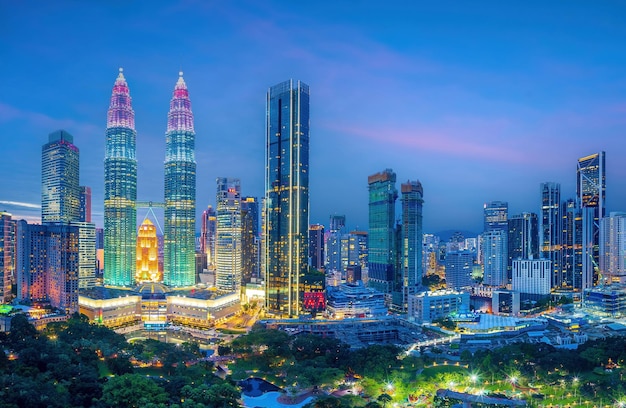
[2,307,626,407]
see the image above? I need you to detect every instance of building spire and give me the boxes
[167,71,193,132]
[107,67,135,130]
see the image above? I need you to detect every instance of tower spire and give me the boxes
[107,67,135,130]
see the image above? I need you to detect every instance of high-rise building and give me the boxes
[200,206,217,270]
[482,229,508,287]
[16,221,79,314]
[367,169,397,294]
[0,212,15,303]
[42,130,80,224]
[241,196,259,284]
[79,186,92,223]
[164,72,196,287]
[75,221,96,289]
[599,212,626,284]
[540,182,562,288]
[329,215,346,234]
[216,178,242,293]
[309,224,325,271]
[577,152,606,288]
[484,201,508,232]
[445,251,475,290]
[399,180,424,312]
[512,259,551,296]
[136,218,160,283]
[264,79,310,317]
[104,68,137,287]
[508,212,539,278]
[562,199,583,289]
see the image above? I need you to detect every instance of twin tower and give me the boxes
[104,69,196,288]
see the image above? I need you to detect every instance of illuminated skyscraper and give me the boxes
[367,169,397,294]
[309,224,324,271]
[264,79,310,317]
[164,72,196,287]
[42,130,80,224]
[599,212,626,284]
[399,180,424,312]
[483,229,508,287]
[104,68,137,287]
[540,182,563,288]
[508,212,539,281]
[484,201,508,232]
[216,178,242,293]
[136,218,160,283]
[577,152,606,288]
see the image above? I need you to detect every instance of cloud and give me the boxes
[0,201,41,209]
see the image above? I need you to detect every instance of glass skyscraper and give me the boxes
[577,152,606,288]
[367,169,397,294]
[42,130,80,224]
[164,72,196,287]
[216,178,242,293]
[400,180,424,312]
[104,68,137,287]
[540,182,563,288]
[264,79,310,317]
[241,196,259,284]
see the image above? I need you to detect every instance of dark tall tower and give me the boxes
[79,186,92,223]
[508,212,539,268]
[308,224,325,271]
[399,180,424,312]
[540,182,562,288]
[264,79,310,317]
[164,72,196,287]
[367,169,397,294]
[241,196,259,284]
[577,152,605,289]
[104,68,137,287]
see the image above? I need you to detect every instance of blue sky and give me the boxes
[1,1,625,234]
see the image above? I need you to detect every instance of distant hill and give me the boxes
[433,230,479,242]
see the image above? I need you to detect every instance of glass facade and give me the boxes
[104,68,137,287]
[264,79,310,317]
[577,152,606,287]
[216,178,242,293]
[42,130,80,224]
[367,169,397,294]
[164,72,196,287]
[241,196,259,284]
[0,212,15,304]
[400,180,424,312]
[540,182,563,288]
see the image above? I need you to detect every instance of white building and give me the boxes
[482,229,508,287]
[599,212,626,284]
[408,289,469,323]
[512,259,551,295]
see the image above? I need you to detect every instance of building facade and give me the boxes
[42,130,80,224]
[241,196,259,284]
[399,180,424,312]
[164,72,196,287]
[599,212,626,284]
[0,212,15,303]
[104,68,137,287]
[482,229,508,287]
[136,218,160,283]
[367,169,397,294]
[540,182,563,289]
[215,178,242,293]
[308,224,325,271]
[512,259,551,295]
[264,79,310,317]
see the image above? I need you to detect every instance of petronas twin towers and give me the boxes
[104,69,196,288]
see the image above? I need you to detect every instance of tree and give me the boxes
[100,374,168,408]
[377,393,392,407]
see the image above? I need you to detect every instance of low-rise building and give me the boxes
[326,282,387,319]
[408,289,469,323]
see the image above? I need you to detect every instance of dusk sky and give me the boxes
[1,1,626,235]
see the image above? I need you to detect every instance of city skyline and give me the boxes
[2,2,626,234]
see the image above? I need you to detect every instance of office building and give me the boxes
[329,215,346,234]
[399,180,424,312]
[16,221,79,314]
[200,206,217,271]
[445,250,475,290]
[164,72,196,287]
[241,196,259,284]
[484,201,508,232]
[508,212,539,275]
[79,186,92,223]
[42,130,80,224]
[540,182,563,288]
[367,169,397,294]
[215,178,242,293]
[562,199,584,289]
[512,259,551,296]
[577,152,606,288]
[482,229,508,287]
[264,79,310,317]
[0,212,15,303]
[104,68,137,287]
[309,224,325,271]
[599,212,626,284]
[409,289,469,324]
[75,221,96,289]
